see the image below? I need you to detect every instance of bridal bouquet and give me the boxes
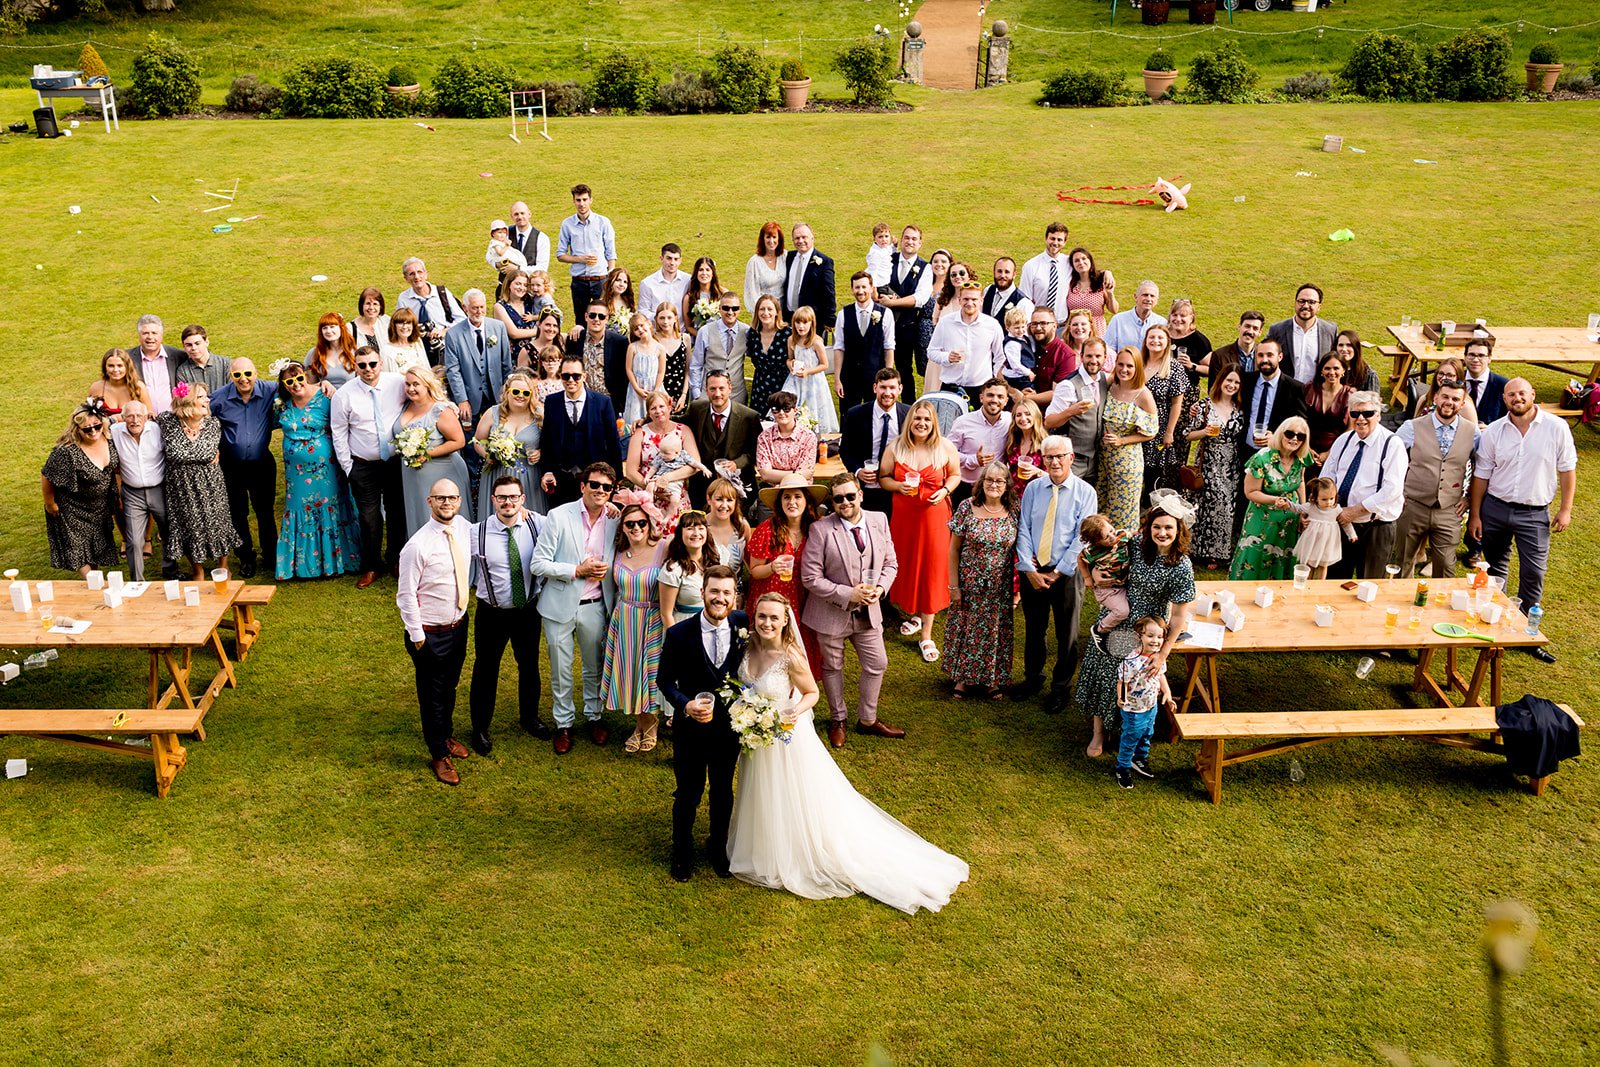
[484,427,522,468]
[690,297,718,328]
[393,425,433,470]
[719,681,793,750]
[609,307,633,336]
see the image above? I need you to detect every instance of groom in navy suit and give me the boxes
[539,355,622,506]
[658,566,746,882]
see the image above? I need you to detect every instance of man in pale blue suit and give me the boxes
[442,288,512,503]
[530,461,619,755]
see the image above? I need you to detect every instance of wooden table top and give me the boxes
[0,579,243,649]
[1387,325,1600,366]
[1188,576,1546,653]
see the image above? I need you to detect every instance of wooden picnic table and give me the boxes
[0,579,248,729]
[1177,576,1546,717]
[1386,325,1600,407]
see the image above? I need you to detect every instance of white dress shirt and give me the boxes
[865,403,900,470]
[888,251,936,306]
[1323,426,1408,523]
[396,515,473,642]
[700,612,731,664]
[1045,369,1104,420]
[331,373,407,473]
[638,269,690,320]
[473,512,542,607]
[830,304,895,353]
[1291,319,1322,383]
[947,410,1012,483]
[1474,409,1577,507]
[1017,252,1072,322]
[110,421,165,488]
[927,312,1005,387]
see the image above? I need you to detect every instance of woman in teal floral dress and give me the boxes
[275,367,359,580]
[1228,416,1313,582]
[1099,346,1159,532]
[942,463,1019,698]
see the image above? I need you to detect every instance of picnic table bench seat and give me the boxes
[1174,704,1582,805]
[0,707,206,798]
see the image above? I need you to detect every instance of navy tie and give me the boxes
[1336,440,1365,507]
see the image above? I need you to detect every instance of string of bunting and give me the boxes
[1015,17,1600,41]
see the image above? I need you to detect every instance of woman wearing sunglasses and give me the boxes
[472,371,545,520]
[274,362,360,580]
[1228,415,1313,582]
[601,503,666,753]
[42,403,123,576]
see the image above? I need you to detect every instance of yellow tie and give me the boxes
[442,524,469,612]
[1036,483,1060,569]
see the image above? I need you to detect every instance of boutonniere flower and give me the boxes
[870,310,882,325]
[735,626,749,642]
[811,255,821,267]
[909,264,921,276]
[486,334,498,347]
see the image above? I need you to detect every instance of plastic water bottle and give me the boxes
[1289,759,1305,783]
[1525,604,1543,636]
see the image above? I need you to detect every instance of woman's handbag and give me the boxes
[1178,462,1204,492]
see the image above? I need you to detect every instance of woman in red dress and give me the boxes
[879,399,961,663]
[745,473,826,670]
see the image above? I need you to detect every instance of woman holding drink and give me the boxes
[1180,366,1246,568]
[879,399,961,662]
[1003,398,1047,499]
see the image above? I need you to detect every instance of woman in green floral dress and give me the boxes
[1228,416,1313,581]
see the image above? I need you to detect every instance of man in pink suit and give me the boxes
[800,472,905,750]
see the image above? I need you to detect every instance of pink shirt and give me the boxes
[580,503,607,601]
[756,425,818,475]
[139,348,173,414]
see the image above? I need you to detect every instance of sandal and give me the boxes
[952,685,971,700]
[919,640,940,663]
[624,731,642,753]
[899,619,922,637]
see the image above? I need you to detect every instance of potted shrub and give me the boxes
[779,58,811,110]
[1525,42,1562,93]
[1141,0,1171,27]
[386,64,420,98]
[1142,48,1178,99]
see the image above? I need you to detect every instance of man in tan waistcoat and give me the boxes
[1393,374,1477,578]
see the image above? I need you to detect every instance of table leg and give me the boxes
[1488,647,1502,706]
[160,650,196,709]
[1413,648,1434,692]
[1208,655,1222,715]
[147,651,160,709]
[1461,647,1493,706]
[207,627,237,690]
[1390,350,1416,407]
[1180,653,1203,714]
[108,88,119,131]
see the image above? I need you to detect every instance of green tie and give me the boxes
[506,524,526,608]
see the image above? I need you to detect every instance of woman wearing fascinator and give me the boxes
[1072,489,1197,759]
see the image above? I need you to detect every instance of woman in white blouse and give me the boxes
[381,307,429,375]
[743,220,789,314]
[349,287,391,353]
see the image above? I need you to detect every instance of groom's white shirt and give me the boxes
[701,613,730,663]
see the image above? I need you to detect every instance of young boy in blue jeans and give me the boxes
[1115,616,1176,789]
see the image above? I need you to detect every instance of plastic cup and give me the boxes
[211,567,229,593]
[1504,597,1521,628]
[1408,611,1422,631]
[903,470,921,490]
[1355,656,1375,679]
[1293,565,1310,591]
[39,607,54,632]
[1385,607,1399,631]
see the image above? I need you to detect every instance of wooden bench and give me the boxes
[1538,402,1582,421]
[217,583,276,660]
[0,707,206,798]
[1174,704,1582,805]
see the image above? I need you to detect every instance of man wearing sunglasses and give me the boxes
[799,472,904,749]
[562,299,629,404]
[209,357,280,579]
[532,461,621,754]
[689,295,750,405]
[332,345,408,588]
[540,356,621,507]
[1322,390,1409,580]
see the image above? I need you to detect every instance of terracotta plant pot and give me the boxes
[1141,0,1170,26]
[386,84,421,98]
[1525,63,1562,94]
[780,77,811,111]
[1142,69,1179,100]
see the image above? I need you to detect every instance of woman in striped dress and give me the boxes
[602,503,667,754]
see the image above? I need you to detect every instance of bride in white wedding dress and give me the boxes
[726,593,969,914]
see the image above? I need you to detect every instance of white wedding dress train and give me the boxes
[725,655,969,915]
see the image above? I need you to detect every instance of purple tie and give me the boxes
[851,526,865,553]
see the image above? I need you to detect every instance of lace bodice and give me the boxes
[739,652,794,702]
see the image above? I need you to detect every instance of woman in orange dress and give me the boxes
[878,398,961,663]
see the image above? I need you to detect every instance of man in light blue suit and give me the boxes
[530,461,620,755]
[442,288,512,502]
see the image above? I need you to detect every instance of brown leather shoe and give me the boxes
[589,720,610,746]
[856,719,906,739]
[355,571,378,589]
[553,728,573,755]
[445,737,470,759]
[430,757,460,786]
[827,721,846,749]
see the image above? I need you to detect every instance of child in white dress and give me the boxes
[1281,475,1353,579]
[781,307,838,433]
[624,313,663,425]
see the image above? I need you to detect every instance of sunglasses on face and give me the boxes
[355,361,380,370]
[622,519,651,531]
[560,372,584,382]
[585,480,614,492]
[720,305,741,314]
[586,312,608,320]
[1282,430,1307,441]
[231,370,255,380]
[1349,410,1378,420]
[82,423,104,434]
[282,375,308,388]
[832,492,858,504]
[508,388,533,398]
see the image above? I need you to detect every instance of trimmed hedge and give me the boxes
[591,49,655,113]
[1429,29,1517,101]
[127,33,202,117]
[707,44,775,114]
[225,75,282,114]
[834,36,895,106]
[1339,32,1429,101]
[433,55,515,118]
[1188,40,1257,103]
[279,57,387,118]
[655,70,718,114]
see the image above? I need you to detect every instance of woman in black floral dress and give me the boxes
[156,383,241,575]
[41,404,121,575]
[746,295,792,417]
[1178,366,1246,568]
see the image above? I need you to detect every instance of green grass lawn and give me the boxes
[4,0,1599,96]
[1,90,1598,1063]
